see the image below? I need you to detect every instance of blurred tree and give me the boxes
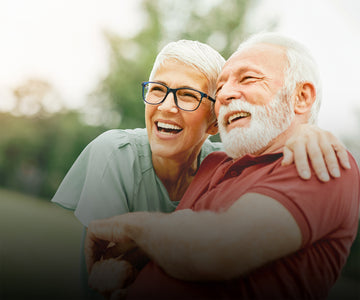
[12,78,65,117]
[0,0,253,198]
[0,111,105,198]
[90,0,251,129]
[0,78,107,197]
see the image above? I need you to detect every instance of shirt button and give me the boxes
[230,171,237,177]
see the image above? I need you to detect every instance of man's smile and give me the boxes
[227,111,251,125]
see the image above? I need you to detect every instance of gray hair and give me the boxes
[234,32,321,124]
[149,40,225,100]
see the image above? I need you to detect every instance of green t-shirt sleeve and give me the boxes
[51,129,140,226]
[200,138,224,162]
[51,131,223,227]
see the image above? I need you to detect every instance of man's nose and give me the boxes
[216,82,242,105]
[158,91,178,113]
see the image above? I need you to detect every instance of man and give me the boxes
[85,33,360,299]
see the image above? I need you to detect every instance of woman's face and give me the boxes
[145,59,216,162]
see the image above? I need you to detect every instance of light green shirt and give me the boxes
[51,128,223,226]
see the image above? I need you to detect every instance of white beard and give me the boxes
[218,90,295,159]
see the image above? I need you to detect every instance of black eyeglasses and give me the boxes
[141,81,215,112]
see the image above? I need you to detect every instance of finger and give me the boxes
[306,136,330,182]
[317,135,341,178]
[332,141,351,169]
[292,140,312,180]
[85,221,114,273]
[85,218,136,272]
[281,146,294,166]
[84,230,96,273]
[84,229,107,273]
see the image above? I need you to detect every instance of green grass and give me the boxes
[0,188,83,300]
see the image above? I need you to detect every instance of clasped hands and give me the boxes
[85,214,148,299]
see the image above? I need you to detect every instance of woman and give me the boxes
[51,40,348,297]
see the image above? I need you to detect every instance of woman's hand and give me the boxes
[282,124,350,182]
[88,258,137,299]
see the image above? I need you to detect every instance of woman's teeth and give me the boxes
[157,122,183,134]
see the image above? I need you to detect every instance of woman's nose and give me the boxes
[157,91,178,113]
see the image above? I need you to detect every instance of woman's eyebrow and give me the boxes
[153,80,202,90]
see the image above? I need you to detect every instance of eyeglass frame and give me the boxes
[141,81,216,112]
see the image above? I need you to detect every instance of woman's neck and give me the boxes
[152,151,200,202]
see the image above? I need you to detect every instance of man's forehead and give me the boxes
[233,43,286,60]
[220,43,287,77]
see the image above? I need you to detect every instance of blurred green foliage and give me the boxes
[0,112,105,198]
[90,0,252,129]
[0,0,253,198]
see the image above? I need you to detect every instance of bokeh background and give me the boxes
[1,0,359,299]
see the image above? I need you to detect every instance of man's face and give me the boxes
[215,43,295,158]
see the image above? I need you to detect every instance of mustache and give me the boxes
[218,100,258,126]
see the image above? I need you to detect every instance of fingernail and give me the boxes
[320,172,330,182]
[345,162,351,169]
[302,170,311,179]
[332,168,340,178]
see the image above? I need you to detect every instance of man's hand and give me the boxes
[282,124,350,181]
[85,216,138,274]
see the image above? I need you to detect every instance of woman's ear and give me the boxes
[294,82,316,115]
[206,121,219,135]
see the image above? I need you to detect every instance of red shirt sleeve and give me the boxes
[247,152,360,247]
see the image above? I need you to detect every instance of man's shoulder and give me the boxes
[347,151,360,177]
[200,151,231,168]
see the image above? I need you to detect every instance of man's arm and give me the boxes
[85,193,301,281]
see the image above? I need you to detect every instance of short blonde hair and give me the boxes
[149,40,225,99]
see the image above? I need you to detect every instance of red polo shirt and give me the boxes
[128,151,360,299]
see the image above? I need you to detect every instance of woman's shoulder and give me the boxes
[94,128,148,145]
[90,128,153,173]
[90,128,149,153]
[199,138,224,162]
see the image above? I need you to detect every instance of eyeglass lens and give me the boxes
[143,82,202,111]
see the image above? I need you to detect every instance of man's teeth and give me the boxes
[157,121,183,134]
[227,112,250,124]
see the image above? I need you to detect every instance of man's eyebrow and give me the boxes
[217,65,263,84]
[237,65,263,75]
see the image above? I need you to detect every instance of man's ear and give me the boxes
[294,82,316,115]
[206,121,219,135]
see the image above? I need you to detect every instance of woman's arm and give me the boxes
[282,124,350,182]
